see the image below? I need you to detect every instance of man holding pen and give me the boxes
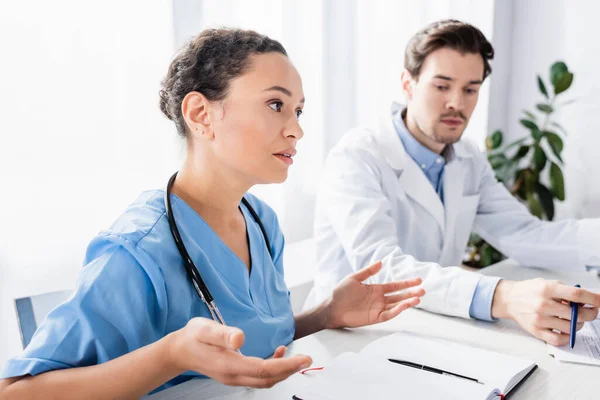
[307,19,600,346]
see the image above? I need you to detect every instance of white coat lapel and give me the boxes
[438,144,475,264]
[376,103,445,233]
[399,160,445,233]
[441,160,466,242]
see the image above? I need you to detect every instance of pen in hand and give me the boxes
[570,284,580,349]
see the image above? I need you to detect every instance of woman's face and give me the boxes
[207,52,305,185]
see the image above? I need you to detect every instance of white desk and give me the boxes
[148,260,600,400]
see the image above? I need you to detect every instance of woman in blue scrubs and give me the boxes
[0,28,425,398]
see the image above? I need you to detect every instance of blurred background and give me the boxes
[1,0,599,366]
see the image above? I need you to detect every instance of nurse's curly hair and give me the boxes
[159,28,287,138]
[405,19,494,81]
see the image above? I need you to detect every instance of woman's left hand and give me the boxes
[325,261,425,329]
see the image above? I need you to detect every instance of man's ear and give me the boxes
[181,91,214,141]
[400,69,415,101]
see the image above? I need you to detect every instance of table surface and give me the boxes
[148,260,600,400]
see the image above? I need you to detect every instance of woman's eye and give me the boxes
[436,86,448,91]
[465,88,477,94]
[296,109,303,119]
[269,101,283,112]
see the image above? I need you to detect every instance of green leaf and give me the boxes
[550,162,565,201]
[533,145,547,171]
[488,154,508,170]
[512,145,530,161]
[512,169,527,200]
[544,131,564,162]
[524,172,543,219]
[522,110,537,121]
[481,244,494,267]
[496,160,518,184]
[554,72,574,95]
[536,103,554,113]
[486,130,503,150]
[469,233,483,246]
[527,191,543,218]
[550,61,568,86]
[531,129,543,140]
[520,119,539,131]
[524,169,534,194]
[534,182,555,220]
[537,75,548,99]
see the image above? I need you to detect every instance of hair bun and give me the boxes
[158,88,173,121]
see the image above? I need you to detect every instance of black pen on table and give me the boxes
[388,358,484,385]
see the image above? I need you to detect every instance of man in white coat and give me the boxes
[307,19,600,346]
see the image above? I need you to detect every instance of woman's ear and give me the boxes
[400,69,414,101]
[181,92,213,140]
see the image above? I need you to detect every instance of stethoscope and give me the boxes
[164,172,272,327]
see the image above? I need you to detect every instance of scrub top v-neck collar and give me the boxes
[169,193,273,315]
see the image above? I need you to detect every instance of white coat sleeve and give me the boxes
[321,144,483,319]
[472,150,600,269]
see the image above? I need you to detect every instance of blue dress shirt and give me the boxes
[393,110,500,321]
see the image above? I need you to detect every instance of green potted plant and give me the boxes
[464,61,574,268]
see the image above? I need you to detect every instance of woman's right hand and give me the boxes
[167,317,312,388]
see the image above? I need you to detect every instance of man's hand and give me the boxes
[491,279,600,346]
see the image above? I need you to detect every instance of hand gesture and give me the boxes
[169,318,312,388]
[326,261,425,329]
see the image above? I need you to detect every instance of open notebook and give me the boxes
[292,331,537,400]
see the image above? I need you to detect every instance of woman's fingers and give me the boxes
[384,288,425,304]
[188,318,245,350]
[223,352,312,380]
[223,360,306,389]
[379,277,423,294]
[271,346,287,359]
[219,356,307,388]
[350,261,382,282]
[378,297,420,322]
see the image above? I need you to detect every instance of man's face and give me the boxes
[403,47,484,147]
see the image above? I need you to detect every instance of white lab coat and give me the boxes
[305,102,600,318]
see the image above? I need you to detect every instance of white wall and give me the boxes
[562,1,600,218]
[0,0,179,366]
[496,0,600,220]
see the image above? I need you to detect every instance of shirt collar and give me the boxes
[393,108,446,171]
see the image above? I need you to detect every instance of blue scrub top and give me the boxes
[0,191,295,394]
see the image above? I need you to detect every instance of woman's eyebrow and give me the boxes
[263,86,305,103]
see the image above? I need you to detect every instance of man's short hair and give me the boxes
[404,19,494,81]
